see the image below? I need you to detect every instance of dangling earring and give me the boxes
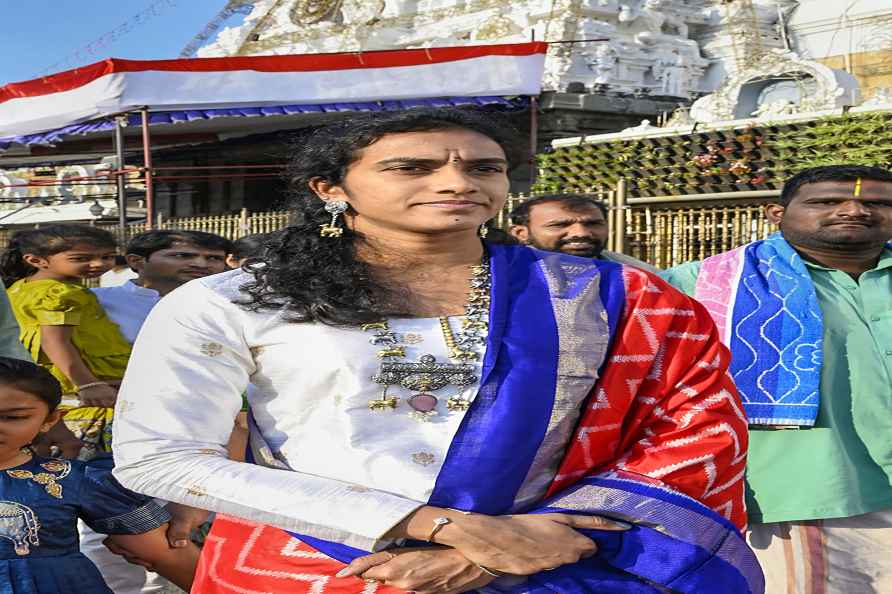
[319,200,349,238]
[479,223,489,239]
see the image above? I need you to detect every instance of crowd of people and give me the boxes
[0,224,274,593]
[0,106,887,594]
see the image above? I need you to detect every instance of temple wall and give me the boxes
[788,0,892,59]
[815,49,892,103]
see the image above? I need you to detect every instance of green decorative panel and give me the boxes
[533,110,892,197]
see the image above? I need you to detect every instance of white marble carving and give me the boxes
[862,87,892,107]
[588,43,619,85]
[653,50,693,98]
[751,99,797,118]
[198,0,713,99]
[696,0,793,70]
[620,118,658,133]
[690,49,860,123]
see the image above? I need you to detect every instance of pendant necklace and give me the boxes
[362,261,490,422]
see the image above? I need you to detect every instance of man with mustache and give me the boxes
[88,229,231,594]
[662,164,892,594]
[508,193,658,271]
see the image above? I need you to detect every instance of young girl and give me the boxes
[1,225,131,459]
[0,356,198,592]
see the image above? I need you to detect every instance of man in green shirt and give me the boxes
[662,164,892,594]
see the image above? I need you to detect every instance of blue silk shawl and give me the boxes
[250,244,764,594]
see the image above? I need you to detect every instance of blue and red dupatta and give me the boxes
[193,244,763,594]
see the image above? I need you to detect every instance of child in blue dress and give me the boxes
[0,356,199,593]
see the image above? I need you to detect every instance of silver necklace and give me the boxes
[362,262,491,421]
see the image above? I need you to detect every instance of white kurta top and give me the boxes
[98,267,138,287]
[92,280,161,344]
[113,270,542,551]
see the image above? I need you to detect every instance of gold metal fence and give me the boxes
[624,204,778,269]
[147,209,294,240]
[0,208,294,249]
[617,187,780,268]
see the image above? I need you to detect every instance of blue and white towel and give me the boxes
[695,233,823,426]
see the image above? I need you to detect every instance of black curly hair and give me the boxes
[0,224,118,286]
[0,356,62,411]
[240,107,522,327]
[229,232,275,262]
[126,229,233,260]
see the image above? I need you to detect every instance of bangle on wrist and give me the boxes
[77,381,109,392]
[426,516,451,542]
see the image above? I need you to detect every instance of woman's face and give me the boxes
[311,128,510,239]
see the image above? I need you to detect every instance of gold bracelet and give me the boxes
[76,381,109,392]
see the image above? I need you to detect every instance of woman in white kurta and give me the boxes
[112,108,760,594]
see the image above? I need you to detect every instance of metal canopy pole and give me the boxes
[529,95,539,186]
[529,29,539,187]
[140,107,155,230]
[615,178,627,253]
[114,117,128,238]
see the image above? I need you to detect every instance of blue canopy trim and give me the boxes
[0,96,528,148]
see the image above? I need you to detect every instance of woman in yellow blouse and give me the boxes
[1,225,131,458]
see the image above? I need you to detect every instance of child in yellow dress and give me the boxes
[0,225,131,459]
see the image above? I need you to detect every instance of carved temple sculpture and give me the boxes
[199,0,866,123]
[688,0,861,123]
[690,48,861,122]
[198,0,713,99]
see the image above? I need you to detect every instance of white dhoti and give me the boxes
[747,509,892,594]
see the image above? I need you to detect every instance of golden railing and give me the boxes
[619,188,780,269]
[0,208,293,249]
[112,209,294,242]
[0,188,780,269]
[625,203,779,268]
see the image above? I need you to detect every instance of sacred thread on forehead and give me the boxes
[854,177,862,197]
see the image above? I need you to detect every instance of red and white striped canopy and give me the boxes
[0,42,547,138]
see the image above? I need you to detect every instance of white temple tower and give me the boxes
[190,1,892,130]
